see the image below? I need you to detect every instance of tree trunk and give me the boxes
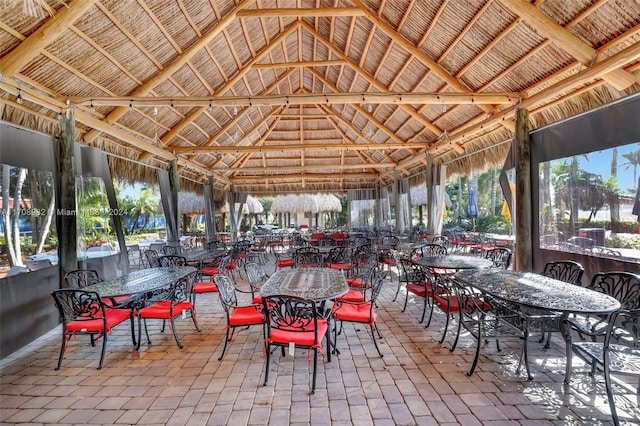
[610,147,620,224]
[1,165,17,266]
[36,189,55,253]
[11,168,28,266]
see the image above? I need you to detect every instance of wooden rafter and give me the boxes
[1,0,98,78]
[71,91,518,107]
[173,141,426,154]
[499,0,636,90]
[236,8,366,18]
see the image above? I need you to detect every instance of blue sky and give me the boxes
[563,142,640,194]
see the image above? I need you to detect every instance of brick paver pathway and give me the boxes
[1,254,638,425]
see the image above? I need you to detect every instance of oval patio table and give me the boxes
[260,267,348,301]
[84,266,198,299]
[455,268,621,379]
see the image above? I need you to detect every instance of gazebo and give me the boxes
[1,2,640,408]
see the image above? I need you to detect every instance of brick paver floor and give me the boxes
[1,255,638,425]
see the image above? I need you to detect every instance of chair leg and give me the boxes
[97,331,108,370]
[263,343,271,386]
[467,321,483,376]
[603,357,620,426]
[218,327,231,361]
[439,311,451,344]
[55,330,67,370]
[191,308,201,332]
[169,318,183,349]
[450,311,463,352]
[370,323,384,357]
[129,314,137,346]
[402,291,409,312]
[419,297,428,323]
[311,347,318,394]
[392,272,401,302]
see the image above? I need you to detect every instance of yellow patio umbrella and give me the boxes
[501,183,516,235]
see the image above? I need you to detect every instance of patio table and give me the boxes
[84,266,197,300]
[260,268,348,302]
[415,254,493,270]
[455,269,621,378]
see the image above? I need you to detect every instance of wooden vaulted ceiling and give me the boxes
[1,0,639,194]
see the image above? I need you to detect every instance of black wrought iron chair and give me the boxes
[484,247,512,269]
[162,245,181,255]
[294,247,324,268]
[450,277,530,378]
[564,272,640,343]
[399,258,435,324]
[535,260,585,348]
[542,260,584,285]
[565,306,640,426]
[414,243,447,259]
[243,261,270,304]
[262,295,330,394]
[158,255,188,267]
[213,273,265,360]
[144,249,161,268]
[64,269,101,289]
[136,271,200,350]
[51,289,133,369]
[332,267,387,357]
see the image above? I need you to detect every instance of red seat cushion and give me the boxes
[327,262,351,270]
[334,303,374,323]
[65,307,130,333]
[275,258,295,268]
[406,283,428,297]
[194,281,218,293]
[346,277,363,287]
[200,266,220,276]
[336,289,365,303]
[268,319,328,347]
[382,258,396,267]
[139,300,193,319]
[229,306,264,326]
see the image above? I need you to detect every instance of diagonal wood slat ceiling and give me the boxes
[1,0,639,194]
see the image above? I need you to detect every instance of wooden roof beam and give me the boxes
[72,91,518,107]
[237,8,366,18]
[216,163,393,174]
[254,60,345,69]
[173,141,426,154]
[498,0,637,90]
[230,172,378,181]
[1,0,97,78]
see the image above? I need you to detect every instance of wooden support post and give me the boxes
[514,108,533,271]
[168,159,180,244]
[204,176,217,243]
[57,112,77,285]
[425,154,435,234]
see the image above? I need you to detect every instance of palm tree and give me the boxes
[621,146,640,185]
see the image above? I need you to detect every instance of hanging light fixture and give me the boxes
[232,105,239,116]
